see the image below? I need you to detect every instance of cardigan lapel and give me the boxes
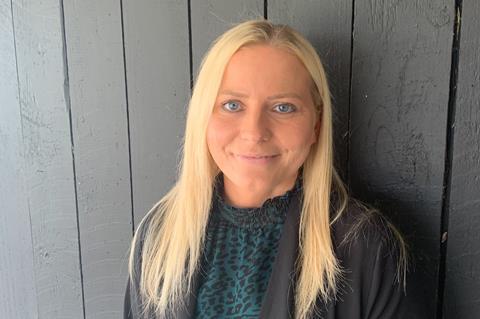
[169,265,201,319]
[258,192,301,319]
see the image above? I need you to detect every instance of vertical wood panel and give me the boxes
[349,1,454,317]
[1,1,478,316]
[191,0,264,77]
[122,0,190,228]
[444,1,480,317]
[63,1,132,317]
[10,0,84,317]
[0,1,38,317]
[268,0,352,180]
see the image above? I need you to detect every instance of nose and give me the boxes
[239,106,272,143]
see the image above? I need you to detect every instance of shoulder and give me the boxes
[318,197,410,318]
[125,209,159,319]
[129,208,159,283]
[330,197,408,290]
[331,198,404,256]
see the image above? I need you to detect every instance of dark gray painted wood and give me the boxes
[444,1,480,317]
[0,1,39,317]
[9,0,84,317]
[2,1,480,317]
[349,1,454,317]
[268,0,352,182]
[122,0,190,229]
[191,0,264,78]
[62,0,132,317]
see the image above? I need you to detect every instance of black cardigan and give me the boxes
[124,192,409,318]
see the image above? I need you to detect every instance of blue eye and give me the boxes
[222,101,241,112]
[273,103,296,113]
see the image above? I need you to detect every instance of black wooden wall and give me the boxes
[1,1,478,318]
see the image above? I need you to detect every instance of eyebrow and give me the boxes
[219,90,304,100]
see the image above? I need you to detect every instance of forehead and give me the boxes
[219,44,313,94]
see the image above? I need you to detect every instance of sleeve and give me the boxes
[123,248,143,319]
[364,239,406,319]
[124,279,134,319]
[123,213,152,319]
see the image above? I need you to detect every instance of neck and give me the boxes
[222,173,298,208]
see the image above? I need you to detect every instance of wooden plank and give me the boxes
[444,1,480,317]
[62,1,132,317]
[10,0,84,317]
[191,0,264,77]
[349,1,454,317]
[0,1,38,317]
[122,0,190,228]
[268,0,352,181]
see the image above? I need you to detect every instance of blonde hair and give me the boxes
[128,19,408,319]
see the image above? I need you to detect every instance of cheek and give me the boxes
[206,118,231,154]
[281,124,317,153]
[206,122,218,155]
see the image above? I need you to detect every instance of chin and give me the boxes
[227,171,273,188]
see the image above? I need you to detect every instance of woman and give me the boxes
[124,20,408,319]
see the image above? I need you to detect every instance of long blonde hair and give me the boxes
[128,19,407,319]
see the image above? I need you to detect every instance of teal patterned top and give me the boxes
[194,174,302,318]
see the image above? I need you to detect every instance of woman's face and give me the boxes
[206,44,320,195]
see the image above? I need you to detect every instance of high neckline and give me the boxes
[212,173,303,229]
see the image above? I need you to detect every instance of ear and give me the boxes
[313,112,322,143]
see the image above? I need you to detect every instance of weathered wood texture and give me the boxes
[8,0,84,318]
[2,1,478,318]
[444,1,480,317]
[122,0,190,229]
[0,1,38,318]
[191,0,264,77]
[348,1,454,317]
[268,0,353,183]
[62,0,133,317]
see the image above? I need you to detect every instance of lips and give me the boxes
[232,152,279,164]
[239,154,278,159]
[231,151,279,158]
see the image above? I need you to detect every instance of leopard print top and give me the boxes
[194,174,302,318]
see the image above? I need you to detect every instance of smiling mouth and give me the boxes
[239,154,278,159]
[232,153,280,162]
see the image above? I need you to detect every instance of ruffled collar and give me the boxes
[212,173,303,229]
